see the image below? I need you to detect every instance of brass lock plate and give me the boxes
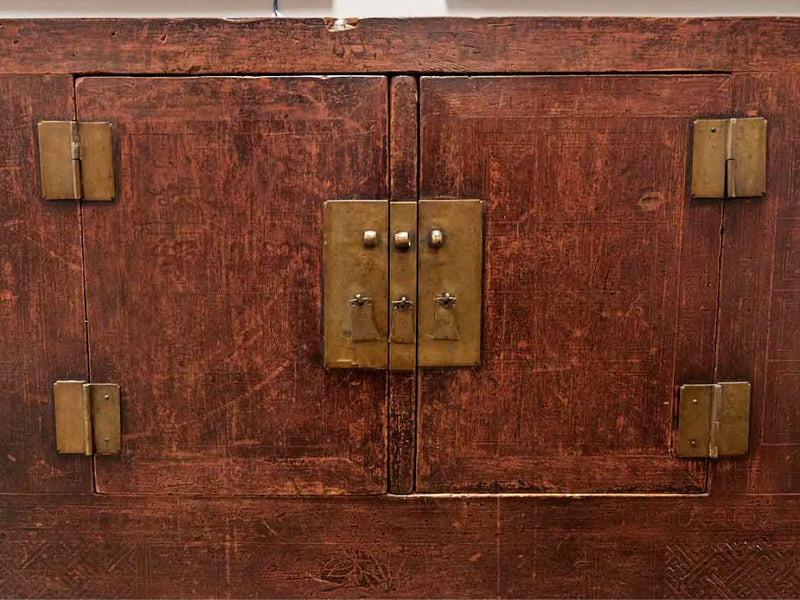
[323,200,389,369]
[418,199,483,367]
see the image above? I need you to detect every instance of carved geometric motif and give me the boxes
[665,541,800,598]
[0,541,138,598]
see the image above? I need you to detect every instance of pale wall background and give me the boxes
[1,0,799,17]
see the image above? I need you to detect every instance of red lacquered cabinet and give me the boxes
[1,18,799,598]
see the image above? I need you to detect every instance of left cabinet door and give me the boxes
[0,76,91,492]
[77,76,389,495]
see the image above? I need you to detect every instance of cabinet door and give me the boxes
[0,76,90,493]
[77,76,388,495]
[418,75,729,493]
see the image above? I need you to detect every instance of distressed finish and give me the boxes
[1,16,800,600]
[77,76,389,495]
[0,76,89,493]
[713,71,800,498]
[388,76,418,493]
[499,495,800,598]
[0,493,798,598]
[390,77,418,203]
[418,75,727,492]
[3,18,800,75]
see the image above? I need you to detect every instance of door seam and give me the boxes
[72,74,97,494]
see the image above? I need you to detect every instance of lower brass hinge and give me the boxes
[54,381,121,455]
[37,121,115,201]
[676,381,751,458]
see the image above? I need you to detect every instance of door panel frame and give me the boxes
[76,74,391,496]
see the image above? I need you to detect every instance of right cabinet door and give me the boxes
[418,75,730,493]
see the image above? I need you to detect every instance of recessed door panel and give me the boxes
[77,76,389,495]
[418,75,730,493]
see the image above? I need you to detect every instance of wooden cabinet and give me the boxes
[1,18,800,598]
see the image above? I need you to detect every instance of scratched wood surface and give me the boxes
[418,75,728,493]
[0,76,90,493]
[3,17,800,600]
[390,76,418,204]
[76,76,389,495]
[3,18,800,75]
[0,493,798,598]
[388,76,418,494]
[711,71,800,498]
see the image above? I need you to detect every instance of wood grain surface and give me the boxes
[76,76,389,495]
[0,75,90,493]
[418,75,729,493]
[2,18,800,75]
[0,493,798,598]
[712,71,800,498]
[388,76,418,494]
[390,76,418,204]
[2,17,800,600]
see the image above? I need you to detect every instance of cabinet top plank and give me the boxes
[1,17,800,75]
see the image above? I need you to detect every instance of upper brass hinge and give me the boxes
[37,121,115,201]
[53,380,121,455]
[691,117,766,199]
[676,381,751,458]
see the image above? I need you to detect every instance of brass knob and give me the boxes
[429,229,444,248]
[363,230,378,247]
[393,231,411,250]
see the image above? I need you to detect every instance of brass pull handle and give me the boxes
[390,296,415,344]
[349,293,381,342]
[432,292,460,340]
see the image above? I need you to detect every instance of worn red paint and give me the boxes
[0,18,799,599]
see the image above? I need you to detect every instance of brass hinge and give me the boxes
[53,380,121,455]
[37,121,115,201]
[691,117,766,199]
[676,382,751,458]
